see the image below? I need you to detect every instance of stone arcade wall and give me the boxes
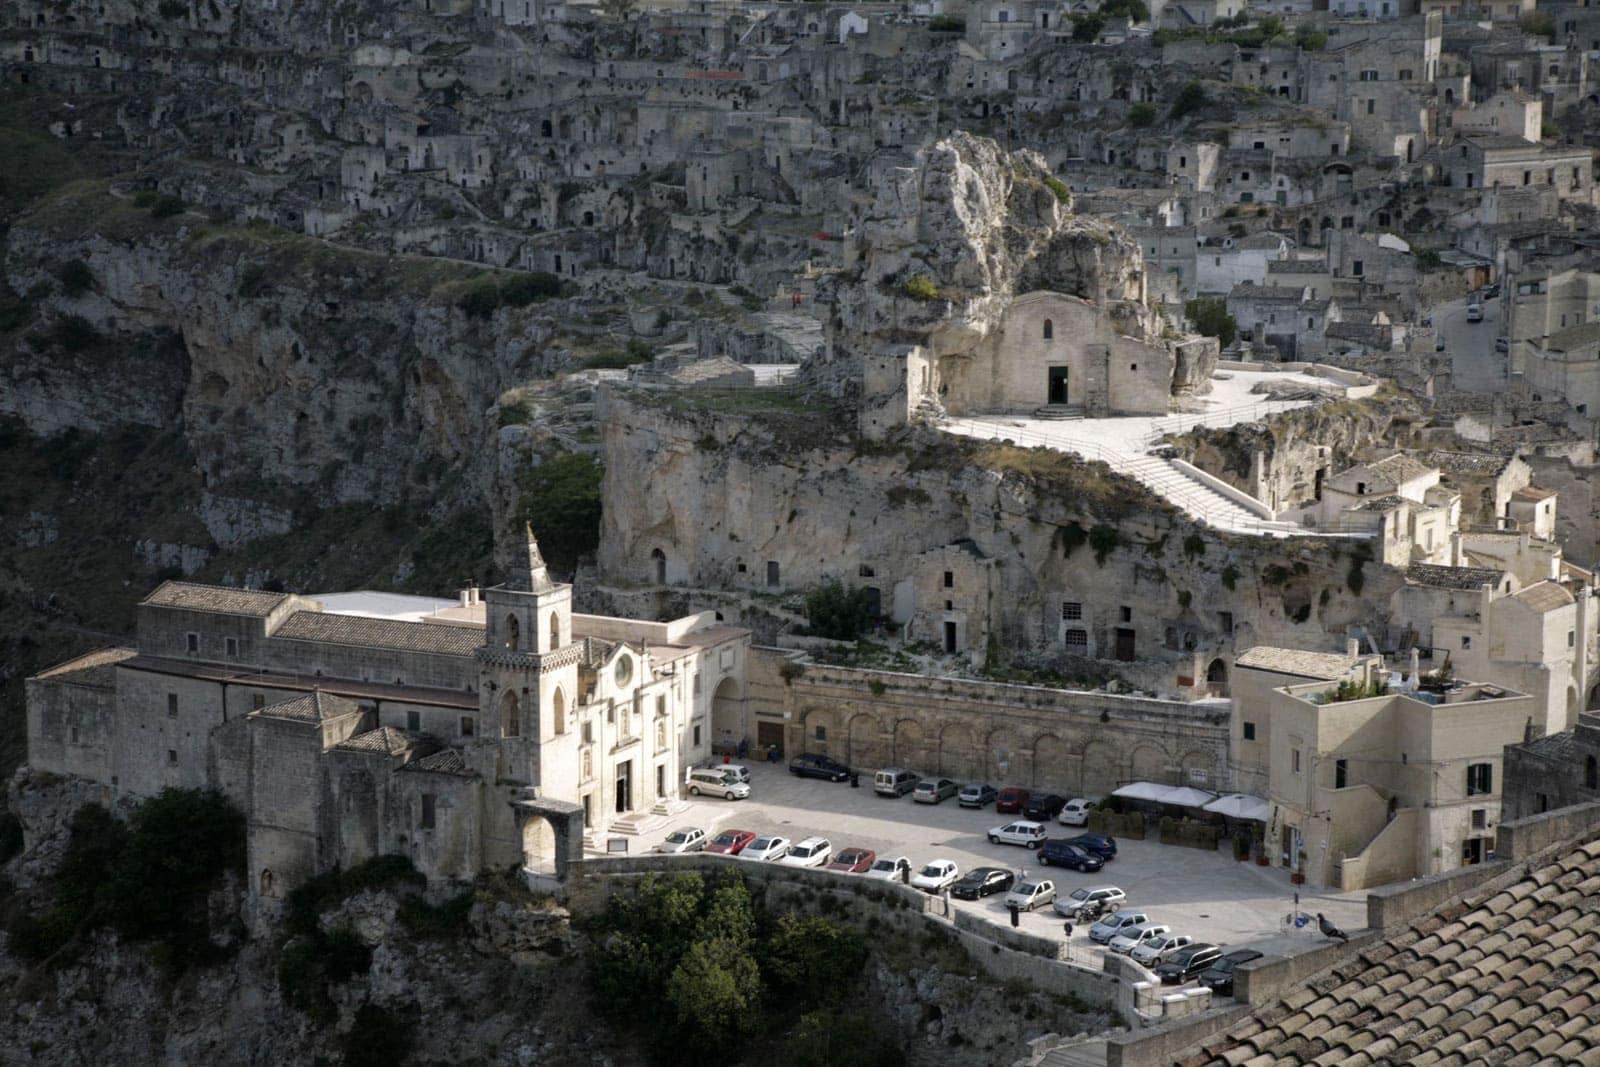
[756,653,1231,797]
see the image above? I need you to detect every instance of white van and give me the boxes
[874,768,920,797]
[688,769,750,800]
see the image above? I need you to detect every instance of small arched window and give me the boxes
[1587,754,1598,790]
[1043,318,1054,340]
[260,869,274,896]
[505,614,521,651]
[549,611,561,651]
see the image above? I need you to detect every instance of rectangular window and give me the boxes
[1467,762,1493,796]
[69,726,79,744]
[1120,605,1132,623]
[167,749,178,765]
[252,693,266,711]
[460,716,476,738]
[167,693,178,717]
[1220,611,1234,634]
[406,710,421,731]
[815,725,827,741]
[420,794,436,830]
[1335,759,1348,788]
[858,564,875,578]
[1471,808,1487,830]
[226,637,238,657]
[583,721,595,744]
[693,724,701,746]
[1062,601,1083,620]
[693,673,702,696]
[943,571,954,589]
[1243,721,1256,741]
[186,632,198,653]
[1292,748,1302,773]
[1064,629,1088,647]
[766,561,779,587]
[656,695,666,718]
[1462,636,1472,650]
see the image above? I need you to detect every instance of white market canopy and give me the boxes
[1111,782,1219,808]
[1202,793,1273,822]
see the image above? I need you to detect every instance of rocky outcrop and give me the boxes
[595,389,1406,695]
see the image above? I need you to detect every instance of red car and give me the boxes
[996,787,1031,815]
[826,846,877,873]
[706,829,757,855]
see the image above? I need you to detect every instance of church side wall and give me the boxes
[261,638,473,690]
[25,675,116,784]
[113,666,228,798]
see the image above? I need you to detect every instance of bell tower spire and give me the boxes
[508,521,556,594]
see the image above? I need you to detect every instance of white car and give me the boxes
[655,827,707,854]
[1003,879,1056,912]
[987,820,1048,849]
[864,855,912,882]
[1109,923,1172,955]
[910,858,961,892]
[1466,302,1483,322]
[742,835,791,862]
[1131,933,1194,967]
[780,836,833,868]
[1057,798,1099,826]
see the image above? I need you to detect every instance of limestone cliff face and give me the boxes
[2,193,566,507]
[832,134,1154,364]
[597,391,1404,694]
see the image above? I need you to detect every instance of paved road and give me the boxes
[1435,292,1506,393]
[639,761,1368,978]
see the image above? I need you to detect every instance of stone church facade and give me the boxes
[24,527,750,911]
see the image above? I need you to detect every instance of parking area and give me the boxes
[628,761,1368,982]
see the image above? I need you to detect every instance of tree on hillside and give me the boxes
[1185,297,1237,348]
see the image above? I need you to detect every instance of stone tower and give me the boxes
[475,523,579,789]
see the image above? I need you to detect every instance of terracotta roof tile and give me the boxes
[143,580,289,616]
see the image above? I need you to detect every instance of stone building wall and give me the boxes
[758,654,1231,796]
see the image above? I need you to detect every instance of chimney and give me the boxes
[1347,638,1361,660]
[459,588,471,608]
[470,585,481,605]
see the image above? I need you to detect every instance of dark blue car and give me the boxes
[1038,840,1104,872]
[788,753,851,782]
[1063,833,1117,861]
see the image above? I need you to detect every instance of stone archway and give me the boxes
[512,795,583,891]
[802,706,838,755]
[987,727,1021,785]
[711,676,744,746]
[1080,739,1118,796]
[1033,734,1074,792]
[894,718,930,771]
[1206,658,1229,697]
[938,722,978,780]
[1130,744,1170,784]
[523,816,558,878]
[848,712,884,769]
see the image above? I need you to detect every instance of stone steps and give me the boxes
[1032,405,1086,420]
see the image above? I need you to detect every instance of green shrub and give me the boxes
[1294,27,1327,49]
[804,579,878,640]
[397,893,473,938]
[499,271,561,307]
[1088,525,1120,565]
[1100,0,1149,19]
[1127,104,1157,128]
[341,1003,416,1067]
[149,194,186,219]
[1520,11,1555,40]
[1220,565,1239,590]
[0,812,21,864]
[1070,12,1105,40]
[1185,297,1236,348]
[1059,522,1088,557]
[928,13,963,30]
[514,452,604,576]
[1170,81,1207,120]
[902,275,941,302]
[763,914,867,1004]
[287,854,424,937]
[56,259,93,297]
[1182,532,1206,559]
[1043,176,1072,205]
